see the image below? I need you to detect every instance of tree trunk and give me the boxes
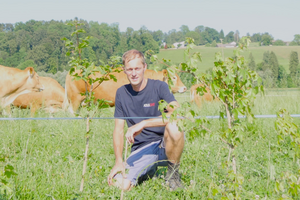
[80,117,90,192]
[232,153,237,175]
[120,142,128,200]
[228,146,236,174]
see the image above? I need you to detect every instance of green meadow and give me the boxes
[155,45,300,74]
[0,88,300,199]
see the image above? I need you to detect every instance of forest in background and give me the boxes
[0,19,159,73]
[0,19,300,88]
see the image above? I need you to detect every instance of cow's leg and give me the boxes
[70,95,85,114]
[2,105,12,117]
[30,104,39,117]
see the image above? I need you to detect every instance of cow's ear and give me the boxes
[26,67,35,78]
[162,69,168,77]
[162,69,168,82]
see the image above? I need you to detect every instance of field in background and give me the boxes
[175,88,300,116]
[0,89,299,199]
[154,46,300,74]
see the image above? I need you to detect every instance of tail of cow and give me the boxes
[62,83,76,114]
[62,83,69,111]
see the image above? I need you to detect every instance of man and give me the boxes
[107,50,184,191]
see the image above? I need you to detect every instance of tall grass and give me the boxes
[0,90,299,199]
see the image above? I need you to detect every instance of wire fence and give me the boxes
[1,114,300,121]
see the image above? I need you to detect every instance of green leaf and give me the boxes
[150,55,158,63]
[1,178,8,185]
[212,188,219,196]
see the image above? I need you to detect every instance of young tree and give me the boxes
[278,65,287,88]
[211,40,217,47]
[219,29,225,40]
[167,37,264,198]
[196,38,263,175]
[262,51,270,71]
[269,51,279,80]
[234,30,240,42]
[225,31,234,43]
[292,34,300,45]
[62,20,121,192]
[175,37,263,175]
[248,52,256,71]
[289,51,299,78]
[275,109,300,198]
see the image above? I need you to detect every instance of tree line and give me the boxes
[0,19,160,73]
[1,19,299,75]
[248,51,300,88]
[165,26,300,47]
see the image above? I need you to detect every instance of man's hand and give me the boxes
[125,122,144,144]
[107,162,126,186]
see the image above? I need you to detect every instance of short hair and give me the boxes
[122,49,146,67]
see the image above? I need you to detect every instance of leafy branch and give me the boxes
[62,20,121,192]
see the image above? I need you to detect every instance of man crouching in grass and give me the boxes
[107,49,184,191]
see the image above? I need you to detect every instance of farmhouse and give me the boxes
[216,41,237,48]
[173,41,185,49]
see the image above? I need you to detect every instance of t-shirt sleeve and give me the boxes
[114,88,124,118]
[158,81,176,103]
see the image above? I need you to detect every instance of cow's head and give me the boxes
[25,67,44,92]
[162,69,187,93]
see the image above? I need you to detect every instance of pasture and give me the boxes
[155,45,300,74]
[1,89,300,199]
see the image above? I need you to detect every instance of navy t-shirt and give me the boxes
[114,79,176,152]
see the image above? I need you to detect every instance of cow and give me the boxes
[13,77,65,114]
[0,65,42,111]
[63,68,187,114]
[190,84,218,107]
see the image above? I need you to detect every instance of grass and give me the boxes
[0,90,300,199]
[155,45,300,74]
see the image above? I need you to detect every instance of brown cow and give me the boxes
[13,77,65,114]
[0,65,42,109]
[190,84,218,107]
[64,68,187,114]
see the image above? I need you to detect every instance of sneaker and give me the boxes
[165,161,184,191]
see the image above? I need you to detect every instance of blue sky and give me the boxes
[1,0,299,41]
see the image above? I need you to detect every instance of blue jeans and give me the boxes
[115,139,168,185]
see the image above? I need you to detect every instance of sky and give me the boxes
[1,0,299,41]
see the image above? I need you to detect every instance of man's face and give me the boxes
[123,57,147,87]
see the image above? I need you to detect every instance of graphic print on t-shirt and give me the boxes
[143,103,155,107]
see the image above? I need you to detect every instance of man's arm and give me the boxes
[126,100,179,143]
[108,118,126,185]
